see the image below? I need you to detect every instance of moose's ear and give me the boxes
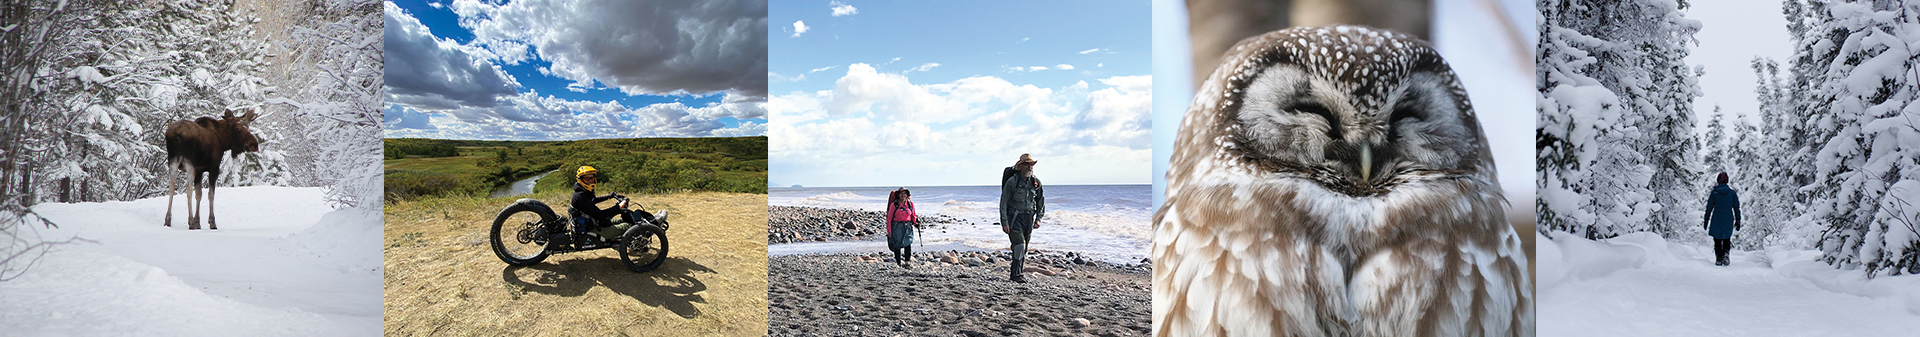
[224,109,236,119]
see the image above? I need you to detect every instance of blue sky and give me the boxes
[769,0,1152,187]
[382,0,767,140]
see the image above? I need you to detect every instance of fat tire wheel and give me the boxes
[619,224,669,273]
[490,203,553,266]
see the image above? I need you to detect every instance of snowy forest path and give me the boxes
[1539,232,1920,336]
[25,187,382,334]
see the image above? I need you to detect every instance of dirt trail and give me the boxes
[384,191,769,336]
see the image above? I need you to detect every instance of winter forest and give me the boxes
[1,0,380,308]
[1540,0,1920,277]
[1539,0,1920,333]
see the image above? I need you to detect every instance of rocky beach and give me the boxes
[769,205,967,243]
[767,204,1151,336]
[769,252,1150,336]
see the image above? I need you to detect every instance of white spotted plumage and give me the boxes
[1154,26,1532,337]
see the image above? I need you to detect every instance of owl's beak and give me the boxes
[1359,144,1372,181]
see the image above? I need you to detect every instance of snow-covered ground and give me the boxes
[0,186,381,336]
[1539,231,1920,336]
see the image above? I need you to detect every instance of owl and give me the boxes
[1153,26,1531,337]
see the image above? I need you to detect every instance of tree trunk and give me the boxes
[20,168,29,207]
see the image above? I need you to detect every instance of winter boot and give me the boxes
[1010,244,1028,282]
[1714,239,1731,266]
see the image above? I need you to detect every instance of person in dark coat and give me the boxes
[570,166,644,245]
[1000,154,1044,282]
[1703,172,1742,266]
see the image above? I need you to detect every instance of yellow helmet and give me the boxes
[576,166,599,191]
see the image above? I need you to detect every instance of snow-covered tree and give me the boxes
[1,0,380,278]
[265,0,382,208]
[1728,57,1810,250]
[1537,0,1703,239]
[1766,0,1920,276]
[0,0,297,206]
[1700,108,1727,178]
[50,1,287,202]
[0,0,91,282]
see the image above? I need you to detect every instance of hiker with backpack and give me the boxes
[1000,154,1045,282]
[886,188,922,268]
[1703,172,1743,266]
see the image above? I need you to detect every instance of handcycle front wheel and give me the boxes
[618,224,669,273]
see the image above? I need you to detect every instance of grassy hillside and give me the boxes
[384,137,767,202]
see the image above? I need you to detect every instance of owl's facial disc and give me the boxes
[1210,25,1486,198]
[1234,64,1397,195]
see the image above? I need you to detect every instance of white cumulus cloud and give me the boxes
[792,20,810,38]
[452,0,768,98]
[386,92,768,140]
[383,2,520,110]
[830,1,858,16]
[768,65,1152,185]
[905,62,941,73]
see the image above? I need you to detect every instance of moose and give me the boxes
[163,109,260,230]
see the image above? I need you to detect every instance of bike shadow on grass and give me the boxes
[500,256,717,318]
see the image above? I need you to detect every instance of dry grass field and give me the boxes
[383,190,768,336]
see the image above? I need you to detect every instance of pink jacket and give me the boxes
[887,200,917,224]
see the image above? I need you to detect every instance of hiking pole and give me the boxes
[910,221,917,264]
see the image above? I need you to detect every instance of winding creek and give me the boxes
[488,170,556,198]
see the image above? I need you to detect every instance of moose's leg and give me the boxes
[164,164,177,227]
[207,170,218,230]
[189,170,203,230]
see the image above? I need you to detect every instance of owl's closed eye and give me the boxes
[1154,25,1532,337]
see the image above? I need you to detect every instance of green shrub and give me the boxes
[385,137,767,201]
[383,169,487,202]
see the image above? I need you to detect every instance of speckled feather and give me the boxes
[1153,26,1532,337]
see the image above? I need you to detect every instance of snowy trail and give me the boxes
[1540,232,1920,336]
[0,187,381,336]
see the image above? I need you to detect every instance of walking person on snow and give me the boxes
[886,188,922,268]
[1703,172,1743,266]
[1000,154,1045,283]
